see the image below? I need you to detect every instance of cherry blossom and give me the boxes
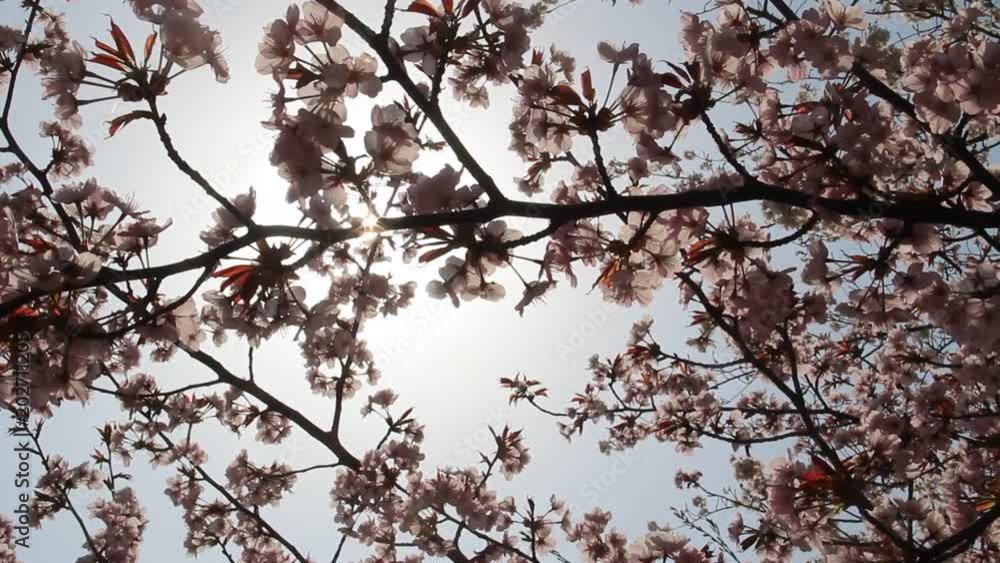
[3,0,1000,562]
[365,104,421,174]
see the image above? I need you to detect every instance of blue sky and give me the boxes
[0,1,764,561]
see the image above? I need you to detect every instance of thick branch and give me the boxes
[3,182,999,317]
[179,345,362,470]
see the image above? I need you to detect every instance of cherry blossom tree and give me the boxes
[2,0,1000,562]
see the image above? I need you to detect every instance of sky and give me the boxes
[0,1,764,562]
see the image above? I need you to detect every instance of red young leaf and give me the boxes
[592,259,623,290]
[809,454,836,475]
[94,40,122,58]
[793,102,818,114]
[581,69,595,102]
[221,270,254,292]
[799,455,837,491]
[418,247,452,263]
[419,226,452,239]
[89,54,126,70]
[442,0,454,14]
[212,265,255,279]
[800,470,832,484]
[109,18,135,63]
[143,32,157,63]
[548,83,584,107]
[107,111,152,137]
[626,345,656,360]
[289,65,321,89]
[666,61,690,82]
[404,0,441,18]
[684,238,715,265]
[659,72,684,89]
[740,534,760,551]
[653,419,676,434]
[21,236,54,253]
[689,312,709,326]
[10,306,41,319]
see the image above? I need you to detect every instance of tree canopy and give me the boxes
[2,0,1000,562]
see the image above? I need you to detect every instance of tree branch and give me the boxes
[766,0,1000,199]
[4,182,999,318]
[315,0,508,203]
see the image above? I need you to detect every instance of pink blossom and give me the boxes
[160,11,229,82]
[825,0,866,30]
[365,105,420,174]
